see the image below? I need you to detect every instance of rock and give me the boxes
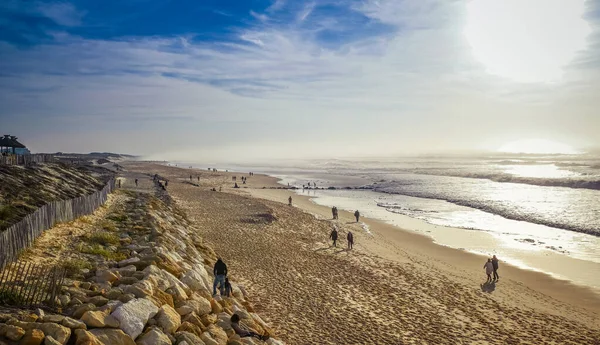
[44,336,62,345]
[135,328,171,345]
[80,311,120,328]
[166,285,188,305]
[119,294,136,303]
[200,314,217,328]
[111,298,159,339]
[74,304,96,319]
[105,288,124,300]
[89,329,136,345]
[62,317,87,330]
[131,260,155,271]
[0,324,26,341]
[117,265,137,277]
[118,257,140,268]
[155,305,181,335]
[114,277,139,287]
[96,270,119,284]
[69,297,84,307]
[180,269,209,294]
[226,337,243,345]
[132,272,146,281]
[210,299,223,314]
[175,305,194,316]
[201,332,219,345]
[207,325,228,345]
[149,288,174,309]
[19,328,44,345]
[59,295,71,307]
[42,314,65,323]
[177,321,204,337]
[183,295,212,316]
[35,309,45,320]
[183,313,204,328]
[80,282,92,290]
[97,300,123,314]
[74,329,100,345]
[124,281,154,299]
[88,296,109,307]
[175,331,205,345]
[37,323,71,345]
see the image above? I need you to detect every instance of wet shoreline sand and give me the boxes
[123,162,600,344]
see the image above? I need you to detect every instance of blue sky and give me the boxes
[1,0,599,160]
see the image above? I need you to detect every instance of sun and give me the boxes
[465,0,591,83]
[498,139,580,155]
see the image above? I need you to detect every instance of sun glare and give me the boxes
[465,0,591,83]
[498,139,580,154]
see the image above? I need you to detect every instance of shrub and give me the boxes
[88,231,120,246]
[61,259,92,276]
[77,243,126,261]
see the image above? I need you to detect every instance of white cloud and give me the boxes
[1,0,600,158]
[37,2,85,26]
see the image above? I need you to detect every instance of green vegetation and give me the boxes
[89,231,120,246]
[108,213,128,223]
[61,259,93,276]
[77,243,126,261]
[0,288,23,305]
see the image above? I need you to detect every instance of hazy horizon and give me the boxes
[2,0,600,161]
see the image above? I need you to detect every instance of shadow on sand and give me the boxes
[480,280,496,293]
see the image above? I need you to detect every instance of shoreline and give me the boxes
[241,173,600,314]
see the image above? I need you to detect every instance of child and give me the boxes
[223,278,232,297]
[231,314,270,341]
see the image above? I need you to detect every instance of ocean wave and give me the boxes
[410,171,600,191]
[372,187,600,237]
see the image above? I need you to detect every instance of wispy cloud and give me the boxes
[37,2,85,26]
[1,0,599,157]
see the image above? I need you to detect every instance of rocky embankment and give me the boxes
[0,190,283,345]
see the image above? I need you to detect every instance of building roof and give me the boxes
[0,135,26,148]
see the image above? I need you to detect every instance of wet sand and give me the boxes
[123,162,600,344]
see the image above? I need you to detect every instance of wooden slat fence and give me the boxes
[0,154,55,166]
[0,178,115,267]
[0,261,66,310]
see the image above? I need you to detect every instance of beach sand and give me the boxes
[123,162,600,344]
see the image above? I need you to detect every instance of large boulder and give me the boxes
[177,321,203,337]
[136,327,171,345]
[185,294,212,316]
[62,317,87,330]
[111,298,159,339]
[20,328,44,345]
[175,331,205,345]
[201,332,219,345]
[118,257,140,268]
[89,329,136,345]
[180,269,210,294]
[74,329,101,345]
[0,324,26,341]
[96,270,120,284]
[155,305,181,335]
[6,321,71,345]
[124,280,154,299]
[207,324,228,345]
[73,304,96,319]
[80,311,120,328]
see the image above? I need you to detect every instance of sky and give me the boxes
[1,0,599,161]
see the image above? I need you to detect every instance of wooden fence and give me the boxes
[0,154,55,166]
[0,178,116,267]
[0,261,66,310]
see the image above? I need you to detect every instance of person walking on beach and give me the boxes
[332,206,336,219]
[334,207,339,219]
[288,196,293,206]
[484,258,494,282]
[354,210,360,222]
[197,176,200,182]
[347,231,354,250]
[330,227,338,247]
[230,314,270,341]
[135,178,138,187]
[492,255,499,280]
[213,258,228,296]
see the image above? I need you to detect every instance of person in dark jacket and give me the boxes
[492,255,499,280]
[354,210,360,222]
[347,231,354,250]
[288,196,293,206]
[230,314,270,341]
[330,227,338,247]
[213,258,228,296]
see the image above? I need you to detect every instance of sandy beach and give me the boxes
[123,162,600,344]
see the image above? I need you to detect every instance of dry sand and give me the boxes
[123,162,600,344]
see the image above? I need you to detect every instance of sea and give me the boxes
[187,154,600,289]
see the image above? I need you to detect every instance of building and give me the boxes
[0,135,30,155]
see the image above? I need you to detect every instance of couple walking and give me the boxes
[330,226,354,249]
[483,255,500,282]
